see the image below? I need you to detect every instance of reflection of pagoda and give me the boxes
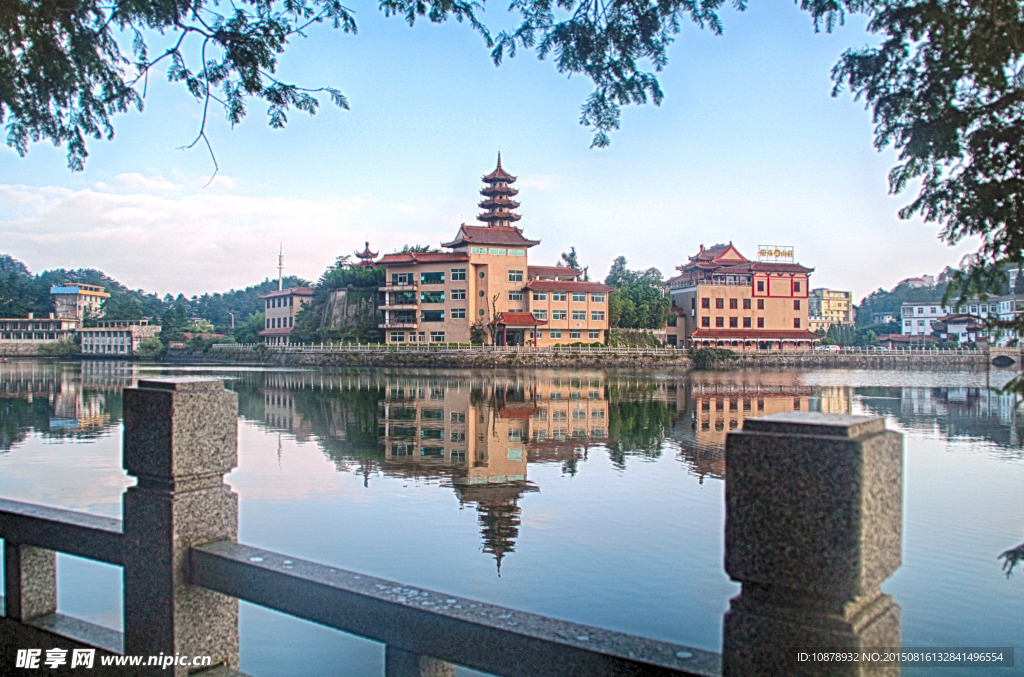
[353,241,378,268]
[477,153,521,227]
[455,483,531,575]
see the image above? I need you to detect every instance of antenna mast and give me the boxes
[277,244,284,290]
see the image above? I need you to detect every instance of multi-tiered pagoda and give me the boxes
[353,241,378,268]
[476,153,521,227]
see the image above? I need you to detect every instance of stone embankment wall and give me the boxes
[729,351,991,370]
[210,348,694,370]
[203,347,1012,371]
[0,343,44,356]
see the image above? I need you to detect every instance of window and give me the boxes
[533,292,547,301]
[489,248,507,255]
[716,298,724,309]
[757,280,765,292]
[572,310,586,320]
[589,330,600,339]
[794,300,801,310]
[509,270,524,282]
[451,289,466,300]
[794,281,802,293]
[552,292,567,302]
[451,412,466,423]
[390,332,405,342]
[716,317,724,327]
[549,329,562,338]
[702,317,710,327]
[420,310,444,322]
[552,310,567,320]
[701,297,710,308]
[743,317,751,328]
[535,330,543,339]
[729,317,738,327]
[420,446,444,457]
[509,291,524,301]
[451,268,466,280]
[572,292,586,302]
[470,246,487,254]
[757,317,764,328]
[509,249,526,256]
[570,331,581,339]
[430,331,445,342]
[420,272,444,284]
[591,311,605,321]
[794,318,801,328]
[533,310,547,320]
[757,299,764,310]
[729,298,738,309]
[420,291,444,303]
[591,293,605,303]
[743,298,751,310]
[451,308,466,319]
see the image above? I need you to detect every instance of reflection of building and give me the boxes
[376,371,612,571]
[378,156,612,346]
[668,372,853,482]
[78,319,160,356]
[665,243,820,350]
[50,283,109,320]
[259,287,314,346]
[261,388,313,442]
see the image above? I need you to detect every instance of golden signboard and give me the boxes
[757,245,794,263]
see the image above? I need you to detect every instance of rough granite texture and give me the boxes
[122,377,240,676]
[4,545,57,620]
[124,377,237,483]
[724,412,902,603]
[722,413,904,677]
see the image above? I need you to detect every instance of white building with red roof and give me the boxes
[378,155,612,346]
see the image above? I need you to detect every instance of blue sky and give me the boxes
[1,2,976,299]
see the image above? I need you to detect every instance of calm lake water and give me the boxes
[1,359,1022,675]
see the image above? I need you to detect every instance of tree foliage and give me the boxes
[833,0,1024,305]
[604,255,669,329]
[3,0,881,166]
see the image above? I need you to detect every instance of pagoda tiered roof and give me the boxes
[442,224,539,249]
[674,243,814,277]
[478,210,522,224]
[477,153,523,226]
[354,241,379,267]
[482,153,516,183]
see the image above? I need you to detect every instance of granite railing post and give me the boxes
[122,378,240,676]
[723,413,903,676]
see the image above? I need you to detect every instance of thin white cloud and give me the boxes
[0,173,461,296]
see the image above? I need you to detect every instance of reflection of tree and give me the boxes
[606,399,670,469]
[1000,542,1024,578]
[231,379,386,471]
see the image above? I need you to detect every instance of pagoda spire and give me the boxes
[353,241,378,267]
[478,154,521,227]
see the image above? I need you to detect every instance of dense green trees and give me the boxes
[603,256,669,330]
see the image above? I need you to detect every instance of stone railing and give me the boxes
[1,378,904,676]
